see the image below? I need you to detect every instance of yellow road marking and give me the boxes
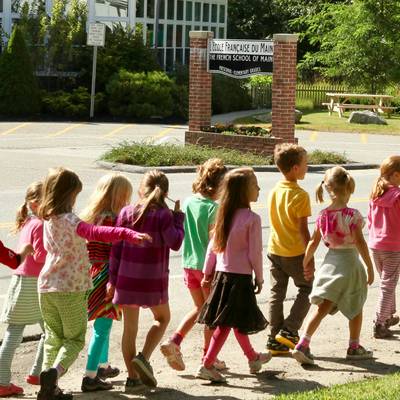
[152,126,176,140]
[47,123,83,138]
[309,131,318,142]
[102,125,131,138]
[0,222,14,230]
[360,133,368,144]
[0,123,31,136]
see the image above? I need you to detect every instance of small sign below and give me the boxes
[87,23,106,47]
[208,39,273,79]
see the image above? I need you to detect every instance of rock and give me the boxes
[348,111,387,125]
[295,109,303,123]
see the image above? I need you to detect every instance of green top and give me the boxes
[182,195,218,270]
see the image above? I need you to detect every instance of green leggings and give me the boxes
[39,292,87,371]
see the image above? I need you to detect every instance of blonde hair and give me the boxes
[13,181,43,233]
[192,158,227,198]
[213,167,254,253]
[38,167,82,220]
[80,173,133,224]
[316,166,355,203]
[274,143,307,174]
[370,156,400,200]
[134,170,169,226]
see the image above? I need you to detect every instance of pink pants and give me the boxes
[372,249,400,325]
[203,326,258,368]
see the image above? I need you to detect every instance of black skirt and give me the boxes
[197,272,268,335]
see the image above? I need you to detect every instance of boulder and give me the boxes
[295,109,303,123]
[348,111,387,125]
[255,109,302,123]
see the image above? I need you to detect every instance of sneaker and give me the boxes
[249,352,272,374]
[374,323,394,339]
[37,368,58,400]
[275,328,299,350]
[346,345,373,360]
[160,339,185,371]
[81,376,113,392]
[53,386,73,400]
[292,345,315,365]
[386,315,400,327]
[196,365,226,383]
[125,377,146,393]
[132,352,157,387]
[213,358,228,371]
[0,383,24,396]
[266,336,290,356]
[26,374,40,385]
[97,365,120,379]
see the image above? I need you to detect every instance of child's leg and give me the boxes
[98,320,112,367]
[142,303,171,361]
[28,322,45,378]
[0,324,24,385]
[232,329,257,361]
[348,311,362,346]
[203,326,230,368]
[122,306,140,379]
[85,318,113,378]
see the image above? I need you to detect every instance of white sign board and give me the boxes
[87,23,106,47]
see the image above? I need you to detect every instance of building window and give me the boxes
[211,3,217,22]
[1,0,4,12]
[147,23,154,46]
[167,0,174,19]
[166,48,174,70]
[136,0,144,18]
[176,24,182,46]
[166,23,173,46]
[95,0,128,17]
[186,1,192,20]
[176,48,183,64]
[211,26,216,36]
[194,2,200,21]
[194,25,200,30]
[177,0,183,20]
[202,3,209,22]
[157,23,164,46]
[218,26,224,38]
[159,0,165,19]
[147,0,154,18]
[219,4,225,23]
[185,25,191,47]
[12,0,19,13]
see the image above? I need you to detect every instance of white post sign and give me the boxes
[87,23,106,118]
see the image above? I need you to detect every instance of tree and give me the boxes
[0,26,40,116]
[297,0,400,91]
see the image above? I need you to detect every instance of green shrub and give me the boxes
[106,69,174,119]
[296,98,315,111]
[308,150,348,164]
[171,83,188,119]
[212,75,252,114]
[0,26,40,116]
[249,75,272,87]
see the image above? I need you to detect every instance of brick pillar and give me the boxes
[189,31,213,132]
[272,34,298,142]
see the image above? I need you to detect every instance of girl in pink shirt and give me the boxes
[197,167,270,383]
[368,156,400,338]
[0,181,45,397]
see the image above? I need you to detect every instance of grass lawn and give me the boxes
[234,110,400,134]
[276,373,400,400]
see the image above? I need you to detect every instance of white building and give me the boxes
[0,0,228,68]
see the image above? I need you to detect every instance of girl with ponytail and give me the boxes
[368,156,400,338]
[0,181,45,397]
[108,170,184,391]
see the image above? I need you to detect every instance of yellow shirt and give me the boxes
[267,180,311,257]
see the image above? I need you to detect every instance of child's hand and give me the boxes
[303,258,315,281]
[201,274,213,288]
[174,200,181,213]
[105,283,115,303]
[367,268,374,286]
[254,278,263,294]
[19,244,34,263]
[136,233,153,244]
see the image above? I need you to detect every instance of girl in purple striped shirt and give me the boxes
[108,170,184,392]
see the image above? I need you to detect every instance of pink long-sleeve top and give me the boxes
[203,208,263,282]
[14,216,47,277]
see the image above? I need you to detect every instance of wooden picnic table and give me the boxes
[323,93,395,118]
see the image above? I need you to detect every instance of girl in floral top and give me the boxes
[36,167,151,400]
[292,166,374,366]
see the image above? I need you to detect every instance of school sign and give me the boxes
[207,39,274,79]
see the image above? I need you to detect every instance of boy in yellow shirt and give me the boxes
[267,143,313,355]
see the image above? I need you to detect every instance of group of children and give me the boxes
[0,144,398,397]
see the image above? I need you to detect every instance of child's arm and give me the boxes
[107,212,125,290]
[0,240,33,269]
[298,216,311,247]
[202,239,216,288]
[76,221,152,245]
[249,215,263,294]
[160,210,185,251]
[303,228,321,281]
[354,225,374,285]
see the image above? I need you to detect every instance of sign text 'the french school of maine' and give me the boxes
[207,39,273,79]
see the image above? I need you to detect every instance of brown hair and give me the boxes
[80,173,132,224]
[38,167,83,220]
[274,143,307,174]
[13,181,43,233]
[134,170,169,226]
[316,166,355,203]
[213,167,254,253]
[192,158,227,198]
[370,156,400,200]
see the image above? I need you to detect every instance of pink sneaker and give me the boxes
[249,352,272,374]
[160,340,185,371]
[0,383,24,397]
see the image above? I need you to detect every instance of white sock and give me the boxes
[85,370,97,379]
